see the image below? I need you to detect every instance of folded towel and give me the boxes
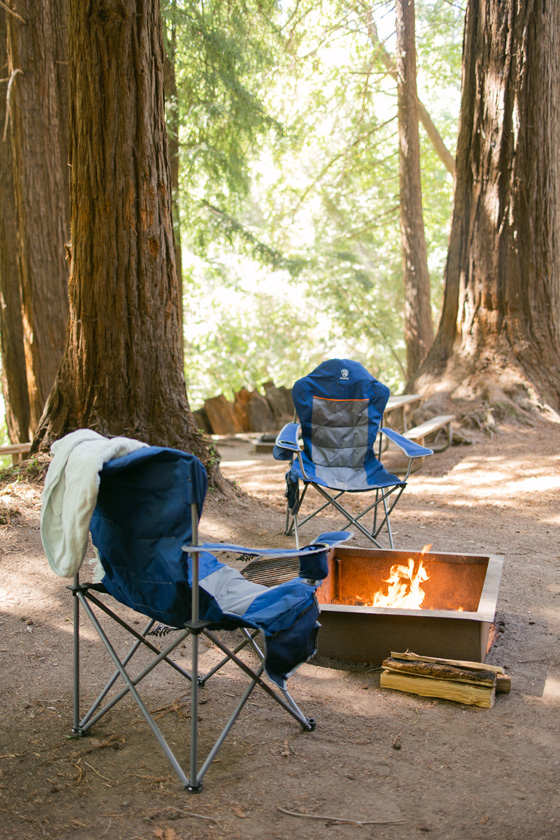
[41,429,148,577]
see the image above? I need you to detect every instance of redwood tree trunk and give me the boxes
[396,0,433,382]
[163,11,184,349]
[0,9,31,442]
[414,0,560,413]
[33,0,225,488]
[6,0,70,428]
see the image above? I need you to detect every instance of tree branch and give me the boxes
[0,1,26,24]
[277,806,404,826]
[3,68,22,142]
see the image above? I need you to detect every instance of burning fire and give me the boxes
[357,544,432,610]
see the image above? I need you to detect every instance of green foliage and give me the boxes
[0,457,42,484]
[166,0,464,405]
[162,0,283,215]
[183,264,328,403]
[0,392,13,468]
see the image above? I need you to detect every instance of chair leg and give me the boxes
[293,513,300,549]
[204,629,315,730]
[304,483,405,549]
[189,629,202,792]
[285,484,309,540]
[310,485,384,548]
[382,491,395,549]
[78,616,162,732]
[199,629,261,685]
[72,578,81,734]
[196,663,264,783]
[78,594,192,788]
[69,589,316,791]
[292,489,344,532]
[279,686,316,730]
[74,593,190,734]
[371,485,405,545]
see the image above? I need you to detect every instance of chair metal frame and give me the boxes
[285,463,406,549]
[70,503,316,793]
[274,360,433,550]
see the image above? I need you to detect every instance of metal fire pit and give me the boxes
[315,546,504,664]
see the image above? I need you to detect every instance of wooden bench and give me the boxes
[403,414,455,452]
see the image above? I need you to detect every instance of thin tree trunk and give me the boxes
[6,0,70,429]
[33,0,227,491]
[364,7,455,176]
[0,9,30,442]
[396,0,433,382]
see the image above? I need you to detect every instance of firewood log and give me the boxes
[389,651,511,693]
[380,669,496,708]
[382,656,497,686]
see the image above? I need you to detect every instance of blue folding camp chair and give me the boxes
[273,359,432,548]
[46,443,349,791]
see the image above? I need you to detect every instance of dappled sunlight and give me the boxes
[199,517,244,543]
[220,457,284,479]
[0,579,54,614]
[219,455,287,498]
[404,455,560,510]
[217,439,560,525]
[507,475,560,493]
[220,458,268,469]
[52,619,98,643]
[542,676,560,704]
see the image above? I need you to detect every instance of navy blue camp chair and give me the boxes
[274,359,432,548]
[69,445,350,791]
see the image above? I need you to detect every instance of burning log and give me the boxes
[380,651,511,709]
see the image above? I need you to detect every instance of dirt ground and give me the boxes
[1,416,559,840]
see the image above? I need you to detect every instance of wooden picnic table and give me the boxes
[384,394,422,431]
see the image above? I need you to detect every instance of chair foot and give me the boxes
[303,717,317,731]
[185,782,204,794]
[70,727,86,738]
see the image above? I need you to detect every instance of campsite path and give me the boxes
[0,417,559,840]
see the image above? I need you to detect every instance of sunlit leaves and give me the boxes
[166,0,463,403]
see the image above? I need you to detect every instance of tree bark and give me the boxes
[413,0,560,415]
[0,9,31,442]
[5,0,70,428]
[33,0,226,490]
[396,0,433,381]
[163,9,183,350]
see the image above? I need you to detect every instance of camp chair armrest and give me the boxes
[380,426,433,459]
[183,531,352,561]
[184,531,352,584]
[273,423,302,460]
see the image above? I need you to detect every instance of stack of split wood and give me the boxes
[194,382,294,436]
[380,651,511,709]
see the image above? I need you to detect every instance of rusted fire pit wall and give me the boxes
[315,547,504,665]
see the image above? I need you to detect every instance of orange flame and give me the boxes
[357,546,432,610]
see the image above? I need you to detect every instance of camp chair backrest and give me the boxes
[90,447,208,627]
[292,359,389,472]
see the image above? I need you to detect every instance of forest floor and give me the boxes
[0,416,559,840]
